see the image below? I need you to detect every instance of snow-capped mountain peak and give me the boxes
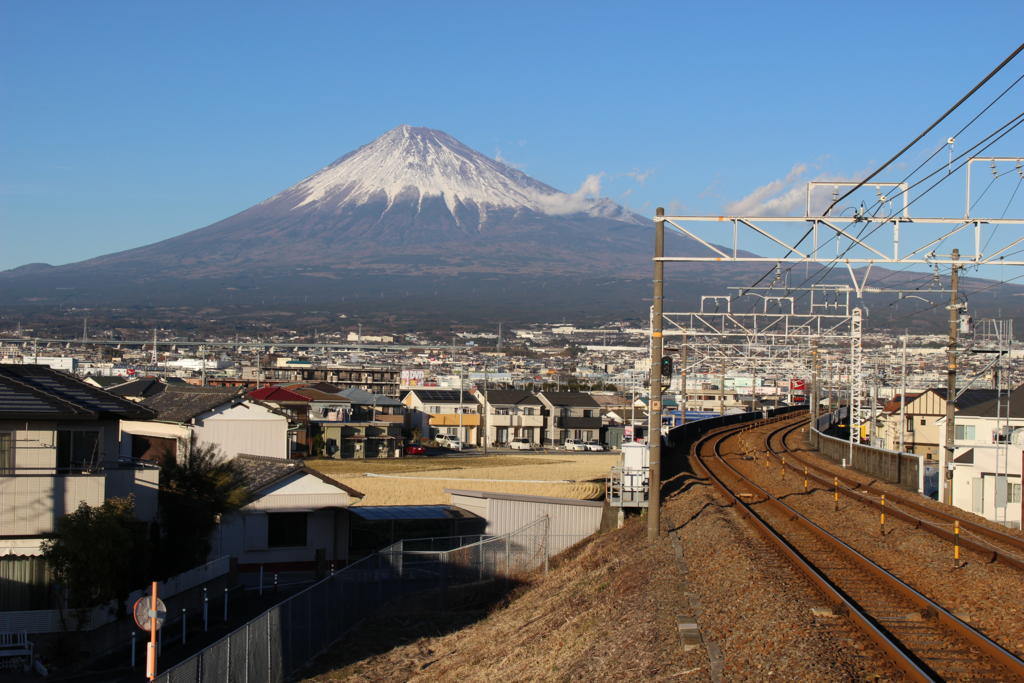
[282,125,637,221]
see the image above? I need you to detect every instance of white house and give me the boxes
[209,454,364,573]
[120,385,289,462]
[946,385,1024,529]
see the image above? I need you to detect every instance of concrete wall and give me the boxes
[809,428,922,493]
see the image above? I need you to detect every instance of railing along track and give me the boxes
[692,419,1024,681]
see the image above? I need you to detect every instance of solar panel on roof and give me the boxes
[0,384,63,414]
[27,377,128,412]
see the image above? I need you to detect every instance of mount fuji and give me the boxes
[0,125,726,317]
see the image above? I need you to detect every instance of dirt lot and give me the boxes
[307,454,618,504]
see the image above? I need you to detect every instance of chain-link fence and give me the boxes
[155,517,553,683]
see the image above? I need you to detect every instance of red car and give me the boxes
[404,444,426,455]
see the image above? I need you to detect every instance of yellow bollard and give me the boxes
[880,494,885,536]
[833,476,839,511]
[954,520,960,568]
[781,457,785,479]
[803,466,809,492]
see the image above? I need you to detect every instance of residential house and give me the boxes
[209,454,364,574]
[471,390,544,447]
[247,385,318,458]
[0,365,159,609]
[304,387,404,459]
[537,391,602,446]
[120,385,288,463]
[262,365,400,397]
[946,385,1024,528]
[402,389,480,446]
[876,388,997,457]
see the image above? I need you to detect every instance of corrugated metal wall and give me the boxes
[486,498,603,556]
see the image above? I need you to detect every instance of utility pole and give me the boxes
[811,339,819,427]
[941,249,960,505]
[680,333,688,426]
[458,367,465,446]
[482,360,489,456]
[647,207,665,541]
[718,366,726,417]
[899,333,907,454]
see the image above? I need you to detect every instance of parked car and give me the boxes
[404,444,426,455]
[584,440,604,452]
[436,434,463,451]
[509,437,535,450]
[564,439,587,451]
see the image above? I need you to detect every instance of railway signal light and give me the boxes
[660,355,673,390]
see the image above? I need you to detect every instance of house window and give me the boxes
[57,430,100,473]
[1008,481,1022,504]
[267,512,308,547]
[495,408,510,415]
[0,433,12,474]
[583,410,594,418]
[954,425,975,441]
[919,418,926,426]
[429,406,440,414]
[522,408,535,416]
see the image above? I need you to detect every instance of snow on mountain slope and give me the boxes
[279,125,640,223]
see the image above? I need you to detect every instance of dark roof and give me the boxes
[142,385,242,423]
[233,454,364,498]
[0,364,156,420]
[348,505,478,521]
[954,384,1024,418]
[85,375,129,388]
[477,390,542,406]
[108,378,168,399]
[539,391,601,408]
[337,387,402,406]
[927,388,1000,411]
[294,387,352,402]
[405,389,474,404]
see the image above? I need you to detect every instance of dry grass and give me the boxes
[299,517,698,682]
[308,454,617,505]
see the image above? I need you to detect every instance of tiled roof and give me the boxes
[142,385,241,423]
[0,364,156,420]
[293,387,351,402]
[338,387,402,406]
[954,385,1024,418]
[108,378,168,399]
[248,386,313,403]
[539,391,601,407]
[233,454,364,498]
[479,390,542,406]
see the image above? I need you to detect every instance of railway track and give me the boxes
[768,418,1024,572]
[692,419,1024,681]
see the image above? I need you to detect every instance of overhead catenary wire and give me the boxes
[822,42,1024,217]
[738,61,1024,298]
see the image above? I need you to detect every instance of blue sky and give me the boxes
[1,1,1022,270]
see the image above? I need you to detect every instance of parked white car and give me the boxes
[564,439,587,451]
[436,434,463,451]
[509,438,535,450]
[584,440,604,452]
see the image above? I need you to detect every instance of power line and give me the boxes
[823,42,1024,216]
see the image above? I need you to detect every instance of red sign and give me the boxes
[790,379,805,391]
[127,368,137,376]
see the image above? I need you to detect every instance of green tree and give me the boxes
[158,437,248,575]
[41,497,150,614]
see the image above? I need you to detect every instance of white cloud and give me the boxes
[532,173,607,215]
[724,163,808,216]
[626,168,653,184]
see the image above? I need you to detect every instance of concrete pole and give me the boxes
[811,339,819,427]
[899,333,907,454]
[941,249,960,504]
[680,333,688,426]
[647,207,665,541]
